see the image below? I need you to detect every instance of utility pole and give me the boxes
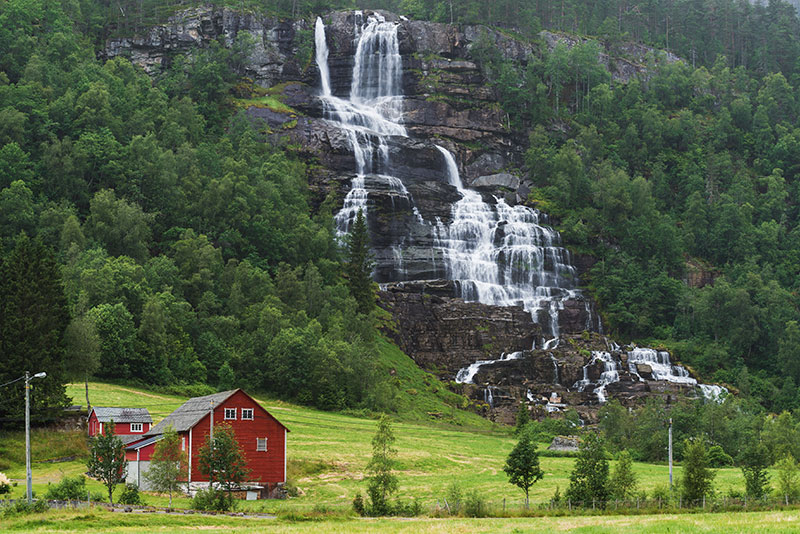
[668,417,673,490]
[25,371,46,504]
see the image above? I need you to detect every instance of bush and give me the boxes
[117,483,143,505]
[1,500,48,517]
[463,490,486,517]
[445,481,462,515]
[0,472,10,495]
[352,493,366,516]
[707,445,734,467]
[651,483,671,503]
[192,487,232,511]
[392,498,422,516]
[44,475,88,501]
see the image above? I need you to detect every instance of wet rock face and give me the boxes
[378,281,541,374]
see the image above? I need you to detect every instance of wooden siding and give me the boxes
[187,390,286,485]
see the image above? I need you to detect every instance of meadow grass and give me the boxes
[2,507,800,533]
[7,381,749,515]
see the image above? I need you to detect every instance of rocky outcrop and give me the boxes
[539,30,682,83]
[378,281,541,374]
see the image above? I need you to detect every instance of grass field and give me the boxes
[0,380,760,515]
[3,507,800,533]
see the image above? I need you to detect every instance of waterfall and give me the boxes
[549,353,560,385]
[315,17,331,97]
[435,146,582,338]
[627,348,696,384]
[574,351,620,404]
[455,351,523,384]
[317,13,587,337]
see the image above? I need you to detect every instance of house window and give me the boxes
[224,408,237,420]
[131,423,143,433]
[181,437,186,451]
[242,408,253,420]
[256,437,267,452]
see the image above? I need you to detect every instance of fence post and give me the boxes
[568,499,571,511]
[703,496,705,509]
[444,498,450,514]
[744,495,747,508]
[592,499,595,510]
[503,498,506,512]
[679,496,682,509]
[636,497,639,510]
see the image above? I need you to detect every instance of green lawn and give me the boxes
[2,507,800,533]
[0,382,749,514]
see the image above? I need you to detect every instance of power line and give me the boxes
[0,375,25,388]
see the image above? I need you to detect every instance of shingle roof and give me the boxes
[92,407,152,424]
[145,389,238,436]
[125,435,164,450]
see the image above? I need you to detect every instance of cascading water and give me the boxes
[435,147,582,341]
[574,351,619,404]
[315,14,587,339]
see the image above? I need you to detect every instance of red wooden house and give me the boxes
[126,389,289,498]
[88,407,152,445]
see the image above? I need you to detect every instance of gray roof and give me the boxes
[145,390,238,436]
[126,435,164,450]
[92,407,152,424]
[119,434,149,446]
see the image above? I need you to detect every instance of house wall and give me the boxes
[188,390,286,486]
[88,412,150,436]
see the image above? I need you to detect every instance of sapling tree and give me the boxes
[143,426,187,509]
[503,427,544,507]
[609,450,638,500]
[366,414,398,515]
[566,432,610,506]
[87,421,127,504]
[682,439,716,504]
[197,423,250,509]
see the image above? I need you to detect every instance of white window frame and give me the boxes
[181,436,186,451]
[241,408,254,420]
[130,422,143,433]
[256,437,267,452]
[224,408,237,420]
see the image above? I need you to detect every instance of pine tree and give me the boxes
[0,234,69,424]
[87,421,127,504]
[344,209,375,314]
[366,414,398,515]
[566,432,610,506]
[504,427,544,507]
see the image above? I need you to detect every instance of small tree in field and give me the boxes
[366,414,398,515]
[566,432,610,506]
[681,439,715,504]
[775,454,800,503]
[143,426,187,509]
[609,450,638,501]
[739,442,770,499]
[504,427,544,507]
[87,421,127,504]
[197,423,250,508]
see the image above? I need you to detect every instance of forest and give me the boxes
[0,0,799,433]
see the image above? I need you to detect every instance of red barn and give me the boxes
[126,389,288,498]
[88,407,152,445]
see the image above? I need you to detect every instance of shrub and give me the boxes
[192,487,231,511]
[117,483,144,505]
[392,498,422,516]
[45,475,88,501]
[445,481,462,515]
[352,493,366,516]
[463,490,486,517]
[651,483,670,503]
[1,500,48,517]
[0,472,10,495]
[707,445,734,467]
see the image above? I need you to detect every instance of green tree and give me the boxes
[344,209,375,314]
[196,423,250,509]
[0,235,70,423]
[775,455,800,503]
[609,450,638,501]
[514,402,530,435]
[143,426,187,510]
[503,427,544,507]
[566,432,610,506]
[85,189,154,263]
[87,421,127,504]
[366,414,398,515]
[739,442,771,499]
[681,440,716,504]
[63,315,101,419]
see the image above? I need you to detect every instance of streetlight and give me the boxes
[25,371,46,504]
